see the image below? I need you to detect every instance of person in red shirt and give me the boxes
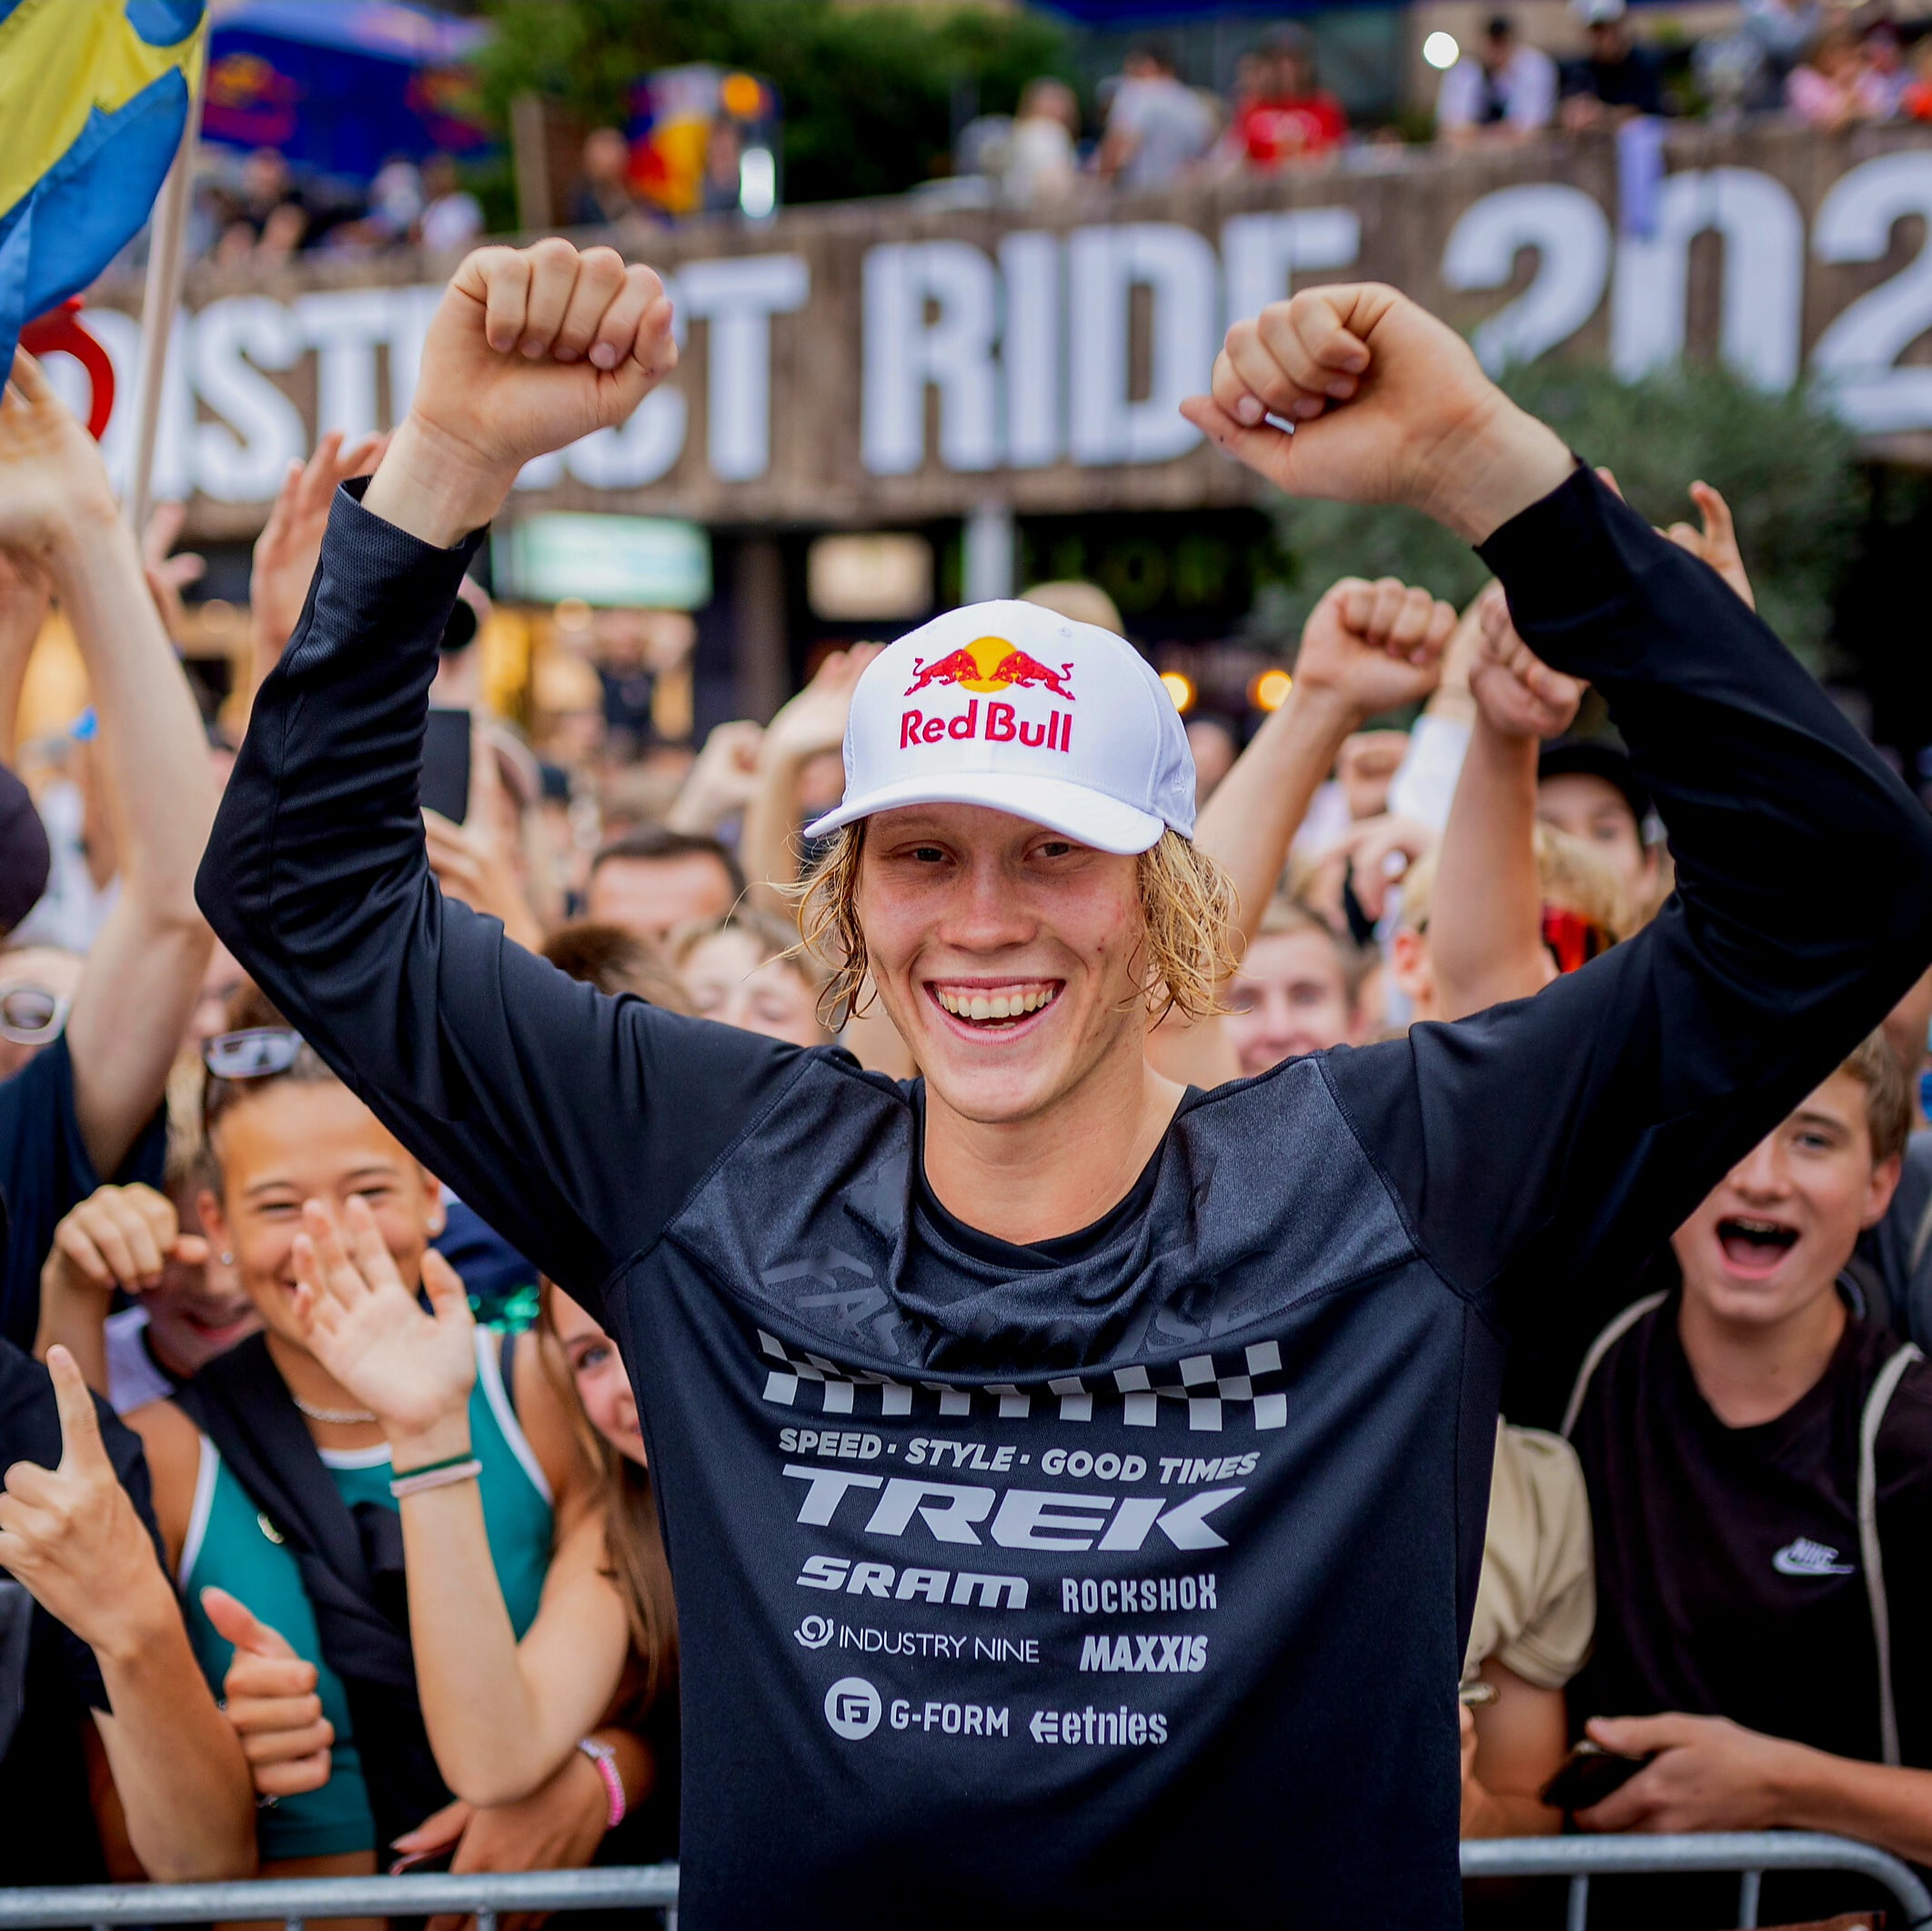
[1234,32,1348,167]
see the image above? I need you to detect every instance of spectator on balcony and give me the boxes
[569,127,655,235]
[1098,45,1215,190]
[415,154,484,256]
[1437,15,1559,146]
[1786,25,1890,131]
[1230,30,1348,169]
[1001,78,1081,207]
[1564,1039,1932,1872]
[1561,0,1667,131]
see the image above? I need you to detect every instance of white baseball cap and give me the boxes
[805,599,1195,855]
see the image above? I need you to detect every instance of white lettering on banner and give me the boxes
[1442,184,1612,377]
[191,297,307,500]
[1612,166,1804,390]
[1220,206,1361,337]
[860,241,1001,476]
[1067,223,1217,466]
[1001,230,1062,468]
[1811,152,1932,433]
[296,288,393,441]
[679,254,809,480]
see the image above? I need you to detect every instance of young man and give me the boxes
[1564,1038,1932,1868]
[182,244,1932,1928]
[583,826,743,945]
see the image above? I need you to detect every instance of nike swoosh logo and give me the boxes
[1772,1539,1856,1577]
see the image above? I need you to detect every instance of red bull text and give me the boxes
[900,699,1072,752]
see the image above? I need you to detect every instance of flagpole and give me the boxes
[126,59,203,537]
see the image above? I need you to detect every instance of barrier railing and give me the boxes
[1,1834,1925,1929]
[1461,1831,1932,1930]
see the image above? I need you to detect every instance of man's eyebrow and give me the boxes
[1790,1108,1852,1136]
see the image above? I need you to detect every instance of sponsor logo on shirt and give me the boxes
[890,1697,1010,1736]
[1078,1633,1208,1675]
[797,1554,1030,1611]
[823,1676,882,1740]
[1772,1535,1856,1577]
[1028,1705,1168,1747]
[782,1464,1244,1554]
[794,1613,1040,1664]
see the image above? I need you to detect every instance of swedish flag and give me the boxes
[0,0,206,371]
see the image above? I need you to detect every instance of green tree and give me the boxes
[1265,359,1865,669]
[476,0,1072,206]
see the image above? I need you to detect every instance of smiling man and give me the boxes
[1563,1036,1932,1869]
[194,238,1932,1928]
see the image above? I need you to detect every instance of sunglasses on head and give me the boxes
[0,985,71,1047]
[1541,905,1613,977]
[204,1027,304,1080]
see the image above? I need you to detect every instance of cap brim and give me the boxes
[805,772,1166,856]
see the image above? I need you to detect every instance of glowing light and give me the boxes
[1424,31,1460,70]
[1251,668,1293,712]
[740,147,777,221]
[1160,670,1195,713]
[553,598,592,632]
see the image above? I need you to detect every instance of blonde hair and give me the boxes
[1841,1031,1913,1166]
[794,822,1238,1030]
[1396,824,1627,940]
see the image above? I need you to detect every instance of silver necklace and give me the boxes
[291,1393,378,1425]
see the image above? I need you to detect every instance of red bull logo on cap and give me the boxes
[903,637,1076,702]
[900,635,1077,756]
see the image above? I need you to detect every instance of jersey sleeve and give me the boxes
[195,482,801,1313]
[1327,468,1932,1372]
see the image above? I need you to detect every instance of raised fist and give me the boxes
[1292,575,1458,728]
[1467,583,1585,742]
[1181,284,1572,544]
[368,239,675,545]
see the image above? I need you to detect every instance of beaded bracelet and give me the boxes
[578,1736,627,1831]
[388,1456,482,1500]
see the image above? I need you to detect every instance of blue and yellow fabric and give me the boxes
[0,0,206,373]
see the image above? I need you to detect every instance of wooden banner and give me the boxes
[65,120,1932,540]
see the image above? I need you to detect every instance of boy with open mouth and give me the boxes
[186,238,1932,1928]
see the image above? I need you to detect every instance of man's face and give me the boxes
[1673,1069,1900,1330]
[857,804,1149,1127]
[1224,928,1355,1076]
[587,853,737,944]
[1537,772,1653,909]
[141,1190,258,1382]
[1483,29,1514,72]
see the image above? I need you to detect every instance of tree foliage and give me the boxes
[1265,358,1865,669]
[475,0,1072,206]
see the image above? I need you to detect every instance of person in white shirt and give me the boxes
[416,153,485,256]
[1439,15,1559,145]
[1100,46,1215,189]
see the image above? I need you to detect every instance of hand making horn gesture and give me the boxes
[365,239,676,550]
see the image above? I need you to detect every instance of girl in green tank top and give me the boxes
[126,989,651,1884]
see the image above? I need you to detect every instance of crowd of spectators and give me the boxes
[5,250,1932,1918]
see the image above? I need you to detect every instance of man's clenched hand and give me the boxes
[367,240,676,548]
[1181,284,1573,544]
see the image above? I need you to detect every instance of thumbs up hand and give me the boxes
[0,1346,176,1662]
[202,1585,334,1798]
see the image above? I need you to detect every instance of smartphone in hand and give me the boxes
[1539,1739,1654,1813]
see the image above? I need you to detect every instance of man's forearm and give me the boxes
[1775,1741,1932,1866]
[45,507,214,924]
[46,506,215,1174]
[94,1601,256,1880]
[1431,717,1549,1022]
[1193,683,1356,955]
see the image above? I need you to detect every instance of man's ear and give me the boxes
[1863,1151,1904,1230]
[197,1186,230,1255]
[1388,927,1432,1003]
[419,1167,448,1239]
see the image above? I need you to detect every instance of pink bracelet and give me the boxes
[577,1736,626,1831]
